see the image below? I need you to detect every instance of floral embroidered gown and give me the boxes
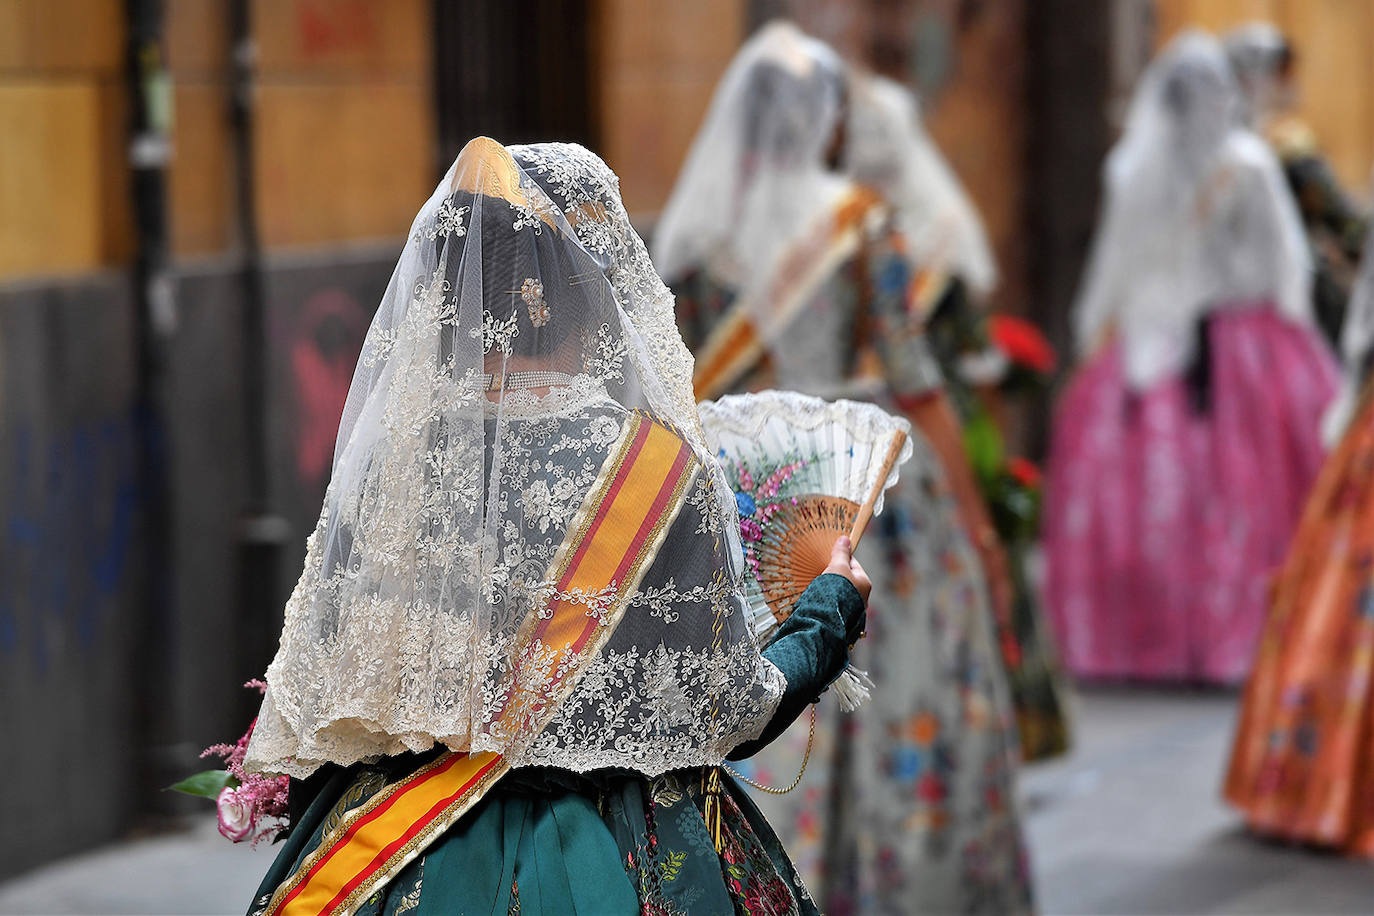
[1225,224,1374,856]
[674,202,1033,915]
[1225,376,1374,856]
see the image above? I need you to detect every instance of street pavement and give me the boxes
[4,688,1374,914]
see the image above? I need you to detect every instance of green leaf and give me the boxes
[659,849,687,882]
[962,408,1006,485]
[168,769,238,799]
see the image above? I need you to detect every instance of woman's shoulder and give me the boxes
[1219,130,1283,179]
[1204,132,1287,211]
[834,178,889,232]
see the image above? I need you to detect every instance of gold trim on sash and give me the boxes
[693,186,885,400]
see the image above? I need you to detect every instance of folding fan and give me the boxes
[698,390,913,709]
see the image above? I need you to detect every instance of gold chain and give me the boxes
[725,703,816,794]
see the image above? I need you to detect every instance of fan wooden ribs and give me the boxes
[756,494,860,620]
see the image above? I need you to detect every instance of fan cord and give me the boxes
[725,703,816,794]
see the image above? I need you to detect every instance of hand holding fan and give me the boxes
[698,390,913,709]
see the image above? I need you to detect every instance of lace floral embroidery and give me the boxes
[246,143,782,780]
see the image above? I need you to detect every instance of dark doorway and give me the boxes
[432,0,598,176]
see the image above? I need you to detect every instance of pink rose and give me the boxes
[216,786,255,842]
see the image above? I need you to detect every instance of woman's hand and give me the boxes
[824,536,872,605]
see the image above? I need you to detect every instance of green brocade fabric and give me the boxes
[247,576,863,916]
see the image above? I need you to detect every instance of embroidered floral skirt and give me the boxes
[1226,383,1374,855]
[247,757,816,916]
[733,436,1034,915]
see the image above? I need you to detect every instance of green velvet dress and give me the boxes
[247,575,864,916]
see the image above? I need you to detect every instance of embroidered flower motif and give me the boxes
[521,479,555,526]
[422,199,469,241]
[520,278,551,327]
[520,277,543,305]
[587,414,620,448]
[471,309,521,355]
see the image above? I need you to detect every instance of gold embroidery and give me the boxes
[651,774,684,807]
[322,769,387,840]
[392,858,424,914]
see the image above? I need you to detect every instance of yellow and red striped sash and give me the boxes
[491,412,699,738]
[693,186,884,401]
[263,411,699,916]
[263,752,506,916]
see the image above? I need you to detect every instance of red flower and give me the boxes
[1006,456,1042,490]
[990,315,1056,374]
[1000,630,1023,669]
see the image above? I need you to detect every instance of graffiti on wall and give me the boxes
[290,288,369,488]
[0,414,140,668]
[297,0,380,58]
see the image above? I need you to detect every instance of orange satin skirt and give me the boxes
[1225,385,1374,855]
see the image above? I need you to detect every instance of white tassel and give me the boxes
[832,664,874,712]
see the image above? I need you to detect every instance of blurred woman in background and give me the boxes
[656,22,1032,915]
[1043,31,1339,684]
[1226,221,1374,857]
[1223,22,1368,348]
[842,72,1071,764]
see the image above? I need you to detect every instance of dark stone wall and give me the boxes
[0,276,143,879]
[1024,0,1113,455]
[0,245,395,879]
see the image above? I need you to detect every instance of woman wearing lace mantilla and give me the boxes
[242,138,871,916]
[1043,32,1338,683]
[844,70,1072,765]
[655,23,1032,915]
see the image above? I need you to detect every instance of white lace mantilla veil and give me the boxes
[246,139,785,779]
[1072,30,1311,390]
[843,72,998,298]
[651,21,855,312]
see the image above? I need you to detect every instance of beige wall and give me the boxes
[0,0,437,280]
[593,0,747,217]
[166,0,233,258]
[921,2,1028,314]
[780,0,1031,313]
[0,0,125,277]
[1155,0,1374,193]
[251,0,434,249]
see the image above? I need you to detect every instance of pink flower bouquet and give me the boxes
[170,680,289,845]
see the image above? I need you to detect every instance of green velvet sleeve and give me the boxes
[727,573,866,760]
